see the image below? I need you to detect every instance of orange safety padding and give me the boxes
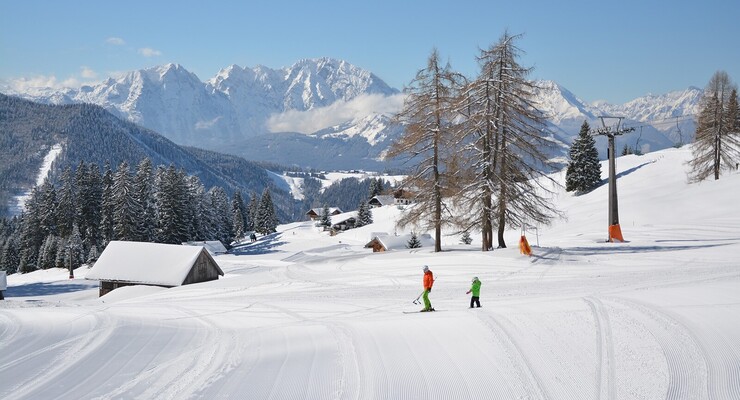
[608,224,624,242]
[519,235,532,256]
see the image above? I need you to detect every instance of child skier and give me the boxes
[421,265,435,312]
[467,277,481,308]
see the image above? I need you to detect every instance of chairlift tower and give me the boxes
[595,116,634,242]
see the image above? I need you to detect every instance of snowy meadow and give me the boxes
[1,147,739,399]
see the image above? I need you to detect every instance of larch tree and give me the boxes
[689,71,740,181]
[388,48,464,252]
[565,120,602,193]
[458,32,561,249]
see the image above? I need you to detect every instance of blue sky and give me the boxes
[1,0,738,104]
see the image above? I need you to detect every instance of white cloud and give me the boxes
[195,116,223,130]
[4,75,80,92]
[267,93,405,134]
[80,66,98,79]
[106,37,126,46]
[138,47,162,57]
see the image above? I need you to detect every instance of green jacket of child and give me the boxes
[468,277,481,297]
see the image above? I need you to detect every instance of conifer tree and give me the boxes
[356,201,373,227]
[18,188,44,272]
[460,230,473,245]
[185,175,208,241]
[133,158,156,242]
[38,234,58,269]
[112,161,137,241]
[320,205,332,228]
[255,188,278,235]
[232,191,247,240]
[246,193,259,232]
[689,71,740,181]
[79,163,102,249]
[155,165,189,244]
[100,163,115,245]
[208,187,233,245]
[389,48,464,252]
[56,166,76,238]
[66,224,83,277]
[565,120,602,193]
[407,232,422,249]
[1,237,19,274]
[38,178,58,237]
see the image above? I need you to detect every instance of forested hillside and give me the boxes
[0,93,294,220]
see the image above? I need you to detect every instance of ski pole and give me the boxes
[412,290,424,304]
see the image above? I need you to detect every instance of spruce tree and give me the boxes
[134,158,156,242]
[112,161,137,241]
[356,201,373,227]
[232,191,247,240]
[155,166,190,244]
[255,188,278,235]
[1,238,19,274]
[100,163,115,245]
[56,166,76,238]
[66,224,83,277]
[320,205,332,228]
[247,194,259,232]
[208,187,233,245]
[38,178,58,237]
[407,232,422,249]
[460,231,473,245]
[565,120,602,193]
[80,163,103,250]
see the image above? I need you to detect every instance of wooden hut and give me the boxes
[85,241,224,297]
[306,207,343,220]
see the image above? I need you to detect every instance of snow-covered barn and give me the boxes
[365,233,435,252]
[182,240,228,256]
[85,241,224,297]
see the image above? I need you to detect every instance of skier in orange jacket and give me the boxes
[421,265,435,312]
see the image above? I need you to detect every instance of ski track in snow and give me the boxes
[584,296,616,400]
[605,296,710,400]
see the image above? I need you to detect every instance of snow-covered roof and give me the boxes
[307,207,343,216]
[85,241,223,287]
[369,195,395,206]
[366,233,435,251]
[330,210,358,225]
[182,240,227,255]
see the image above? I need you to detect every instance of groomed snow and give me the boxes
[1,146,739,399]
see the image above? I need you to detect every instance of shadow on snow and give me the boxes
[6,281,96,297]
[230,232,287,255]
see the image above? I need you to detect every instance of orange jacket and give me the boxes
[423,270,434,290]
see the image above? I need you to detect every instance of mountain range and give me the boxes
[3,58,702,170]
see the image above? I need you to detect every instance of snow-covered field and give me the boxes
[1,147,739,399]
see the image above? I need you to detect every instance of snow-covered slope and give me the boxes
[2,146,739,399]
